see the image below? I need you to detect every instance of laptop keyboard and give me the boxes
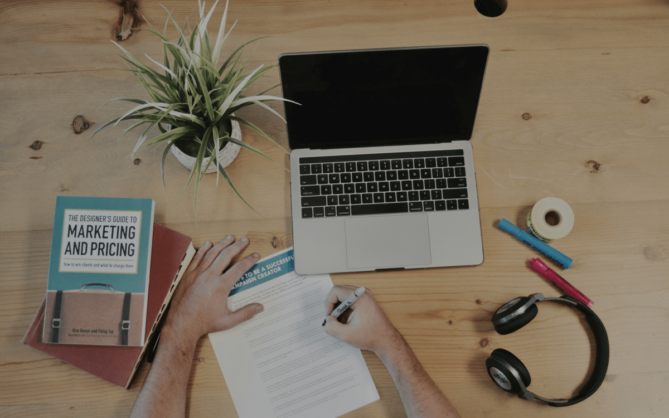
[298,150,470,218]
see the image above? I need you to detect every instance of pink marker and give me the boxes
[530,258,594,308]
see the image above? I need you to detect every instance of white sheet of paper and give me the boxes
[209,248,379,418]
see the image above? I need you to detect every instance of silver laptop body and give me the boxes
[280,45,488,275]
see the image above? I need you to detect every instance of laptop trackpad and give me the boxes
[345,215,432,269]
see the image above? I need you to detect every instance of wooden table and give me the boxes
[2,0,668,416]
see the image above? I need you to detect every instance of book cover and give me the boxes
[23,223,196,388]
[43,196,155,346]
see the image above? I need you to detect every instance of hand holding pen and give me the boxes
[323,286,366,326]
[322,286,403,357]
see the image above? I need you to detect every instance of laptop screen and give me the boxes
[279,45,489,150]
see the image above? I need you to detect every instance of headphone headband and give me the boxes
[487,293,609,407]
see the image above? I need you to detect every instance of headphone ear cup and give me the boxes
[494,303,538,335]
[491,349,532,387]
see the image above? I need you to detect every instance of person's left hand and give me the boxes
[166,235,263,340]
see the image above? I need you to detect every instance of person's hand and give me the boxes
[166,235,263,340]
[323,285,404,357]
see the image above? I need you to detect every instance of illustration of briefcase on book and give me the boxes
[44,283,144,346]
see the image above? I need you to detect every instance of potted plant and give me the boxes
[92,0,295,212]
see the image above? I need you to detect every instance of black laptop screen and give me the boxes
[279,45,489,150]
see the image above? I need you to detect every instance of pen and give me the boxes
[322,287,366,326]
[530,258,594,308]
[147,302,171,363]
[497,218,574,269]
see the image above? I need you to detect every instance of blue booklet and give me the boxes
[43,196,155,347]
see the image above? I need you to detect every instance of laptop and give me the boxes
[279,45,489,275]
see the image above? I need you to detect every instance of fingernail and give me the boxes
[204,241,211,246]
[322,319,327,326]
[226,234,233,240]
[256,306,264,314]
[253,253,260,259]
[241,237,248,243]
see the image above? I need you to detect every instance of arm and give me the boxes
[131,236,263,418]
[323,286,459,418]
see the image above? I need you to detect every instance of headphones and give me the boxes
[485,293,609,407]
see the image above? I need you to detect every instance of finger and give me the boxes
[220,252,260,292]
[207,237,250,276]
[323,316,351,344]
[186,241,212,273]
[199,235,236,272]
[226,303,264,328]
[324,285,357,314]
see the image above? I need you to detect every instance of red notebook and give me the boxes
[22,224,196,389]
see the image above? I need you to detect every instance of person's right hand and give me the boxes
[323,285,404,357]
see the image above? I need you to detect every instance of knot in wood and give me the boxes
[587,160,601,173]
[641,96,650,104]
[29,140,44,150]
[522,113,532,120]
[271,237,279,248]
[72,115,93,134]
[480,338,489,348]
[134,158,141,165]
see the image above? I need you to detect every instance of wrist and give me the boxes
[373,327,408,361]
[162,309,205,347]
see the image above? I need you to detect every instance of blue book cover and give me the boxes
[43,196,155,347]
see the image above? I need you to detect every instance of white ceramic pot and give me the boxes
[168,119,242,174]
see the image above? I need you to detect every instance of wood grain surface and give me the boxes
[1,0,668,417]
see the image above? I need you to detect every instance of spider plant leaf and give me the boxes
[227,115,289,153]
[250,100,285,123]
[161,141,175,200]
[89,117,123,139]
[218,37,268,76]
[114,103,169,126]
[98,98,147,112]
[216,162,260,216]
[224,137,287,170]
[142,125,197,148]
[218,65,263,115]
[119,120,147,142]
[89,114,145,139]
[160,5,192,50]
[186,128,213,218]
[228,95,299,111]
[179,53,216,120]
[213,125,221,186]
[211,0,230,66]
[132,123,156,159]
[221,44,245,87]
[144,54,177,78]
[257,83,280,96]
[237,65,276,94]
[199,0,219,44]
[213,19,237,67]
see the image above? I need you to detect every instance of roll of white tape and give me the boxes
[526,197,574,242]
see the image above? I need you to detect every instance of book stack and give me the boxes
[22,196,195,388]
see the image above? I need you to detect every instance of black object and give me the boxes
[280,46,489,150]
[486,293,609,407]
[120,292,131,346]
[298,149,470,217]
[147,303,172,363]
[51,290,63,343]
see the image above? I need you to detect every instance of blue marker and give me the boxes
[497,218,574,269]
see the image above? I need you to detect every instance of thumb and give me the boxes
[227,303,264,327]
[323,316,350,343]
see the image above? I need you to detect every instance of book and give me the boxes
[22,224,196,388]
[43,196,155,346]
